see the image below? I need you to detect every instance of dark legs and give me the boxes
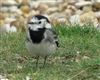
[35,56,48,67]
[43,56,48,67]
[36,56,39,67]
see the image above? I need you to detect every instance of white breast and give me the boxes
[26,41,56,57]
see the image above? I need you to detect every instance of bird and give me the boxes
[25,15,58,67]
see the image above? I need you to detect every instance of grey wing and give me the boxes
[43,29,59,47]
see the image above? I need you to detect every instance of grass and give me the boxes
[0,24,100,80]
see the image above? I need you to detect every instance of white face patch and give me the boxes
[28,17,42,31]
[28,24,41,31]
[28,16,52,31]
[45,23,52,29]
[30,17,38,23]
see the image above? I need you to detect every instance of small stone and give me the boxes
[82,56,90,60]
[5,17,16,24]
[0,7,8,12]
[17,65,22,70]
[94,11,100,18]
[15,0,23,4]
[5,23,17,33]
[75,1,93,8]
[0,16,17,33]
[92,0,100,11]
[0,20,5,27]
[16,9,23,15]
[21,0,30,5]
[46,7,58,14]
[80,11,98,27]
[20,5,30,14]
[67,0,78,4]
[37,3,49,14]
[49,12,68,24]
[3,0,17,5]
[9,6,18,13]
[0,75,9,80]
[49,12,66,19]
[69,14,80,25]
[98,17,100,23]
[82,5,92,12]
[22,13,30,18]
[58,3,68,12]
[10,16,26,32]
[94,3,100,10]
[20,5,31,18]
[0,0,5,5]
[28,10,39,17]
[64,9,74,18]
[30,1,40,9]
[67,5,77,12]
[37,0,63,6]
[57,18,67,24]
[26,75,31,80]
[0,12,5,27]
[0,12,5,20]
[75,10,83,15]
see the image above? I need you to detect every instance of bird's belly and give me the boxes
[26,42,56,57]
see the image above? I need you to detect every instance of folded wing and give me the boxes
[43,29,59,47]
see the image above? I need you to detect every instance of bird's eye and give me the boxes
[38,21,41,24]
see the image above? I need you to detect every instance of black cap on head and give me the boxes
[34,15,50,23]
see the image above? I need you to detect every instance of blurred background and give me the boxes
[0,1,100,80]
[0,0,100,33]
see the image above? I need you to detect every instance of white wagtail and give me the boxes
[26,15,58,67]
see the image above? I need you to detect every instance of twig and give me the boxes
[68,67,89,80]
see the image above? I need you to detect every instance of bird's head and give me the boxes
[27,15,51,31]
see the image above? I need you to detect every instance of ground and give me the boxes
[0,24,100,80]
